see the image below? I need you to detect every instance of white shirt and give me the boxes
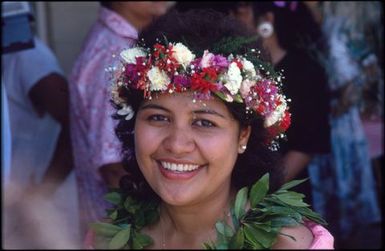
[2,37,80,248]
[2,37,63,187]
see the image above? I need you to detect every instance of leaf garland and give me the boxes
[91,173,327,249]
[90,191,159,249]
[203,173,326,249]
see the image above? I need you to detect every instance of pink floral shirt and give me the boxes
[69,6,137,237]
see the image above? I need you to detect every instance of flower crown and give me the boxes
[110,38,291,150]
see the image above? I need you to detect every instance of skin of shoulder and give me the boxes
[272,223,314,249]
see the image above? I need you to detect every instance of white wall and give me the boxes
[34,2,99,77]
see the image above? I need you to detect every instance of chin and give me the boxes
[158,185,200,207]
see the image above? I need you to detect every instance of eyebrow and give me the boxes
[139,104,226,118]
[139,104,171,113]
[193,109,226,118]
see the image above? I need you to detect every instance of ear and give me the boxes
[238,126,251,154]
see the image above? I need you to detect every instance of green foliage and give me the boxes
[109,226,131,249]
[90,222,123,237]
[131,231,153,249]
[279,178,308,190]
[234,187,248,220]
[203,174,327,249]
[250,173,270,208]
[104,191,122,205]
[93,174,327,249]
[210,35,282,82]
[211,36,258,55]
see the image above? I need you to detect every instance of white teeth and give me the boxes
[160,161,199,172]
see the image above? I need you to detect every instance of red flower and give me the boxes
[279,111,291,131]
[153,43,166,58]
[191,70,219,94]
[256,103,266,114]
[232,59,243,70]
[153,44,180,74]
[264,110,291,146]
[202,67,218,82]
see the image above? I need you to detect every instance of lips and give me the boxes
[160,161,200,172]
[157,160,204,180]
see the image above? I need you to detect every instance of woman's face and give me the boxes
[134,93,250,207]
[114,2,172,20]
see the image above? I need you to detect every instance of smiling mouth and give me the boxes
[159,161,201,172]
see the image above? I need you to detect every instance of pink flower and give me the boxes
[200,50,215,68]
[240,79,255,98]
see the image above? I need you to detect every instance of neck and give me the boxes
[263,35,287,66]
[111,7,152,31]
[159,186,234,248]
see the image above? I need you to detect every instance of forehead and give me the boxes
[140,92,232,115]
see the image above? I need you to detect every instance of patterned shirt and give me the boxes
[69,6,137,237]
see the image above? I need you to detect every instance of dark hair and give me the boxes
[172,1,240,15]
[115,9,284,201]
[99,1,111,9]
[253,2,325,53]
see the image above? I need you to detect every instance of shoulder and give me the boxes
[272,223,314,249]
[12,37,60,66]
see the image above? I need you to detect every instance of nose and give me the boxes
[163,126,195,155]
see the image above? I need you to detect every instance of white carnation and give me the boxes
[224,62,242,95]
[264,95,287,127]
[117,105,135,121]
[242,59,256,77]
[172,43,195,68]
[120,47,147,64]
[147,66,170,91]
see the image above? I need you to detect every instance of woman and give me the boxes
[251,2,331,205]
[87,9,334,249]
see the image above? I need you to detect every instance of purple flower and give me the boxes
[190,58,201,70]
[173,75,190,87]
[273,1,298,11]
[125,64,140,83]
[273,1,286,7]
[212,55,229,68]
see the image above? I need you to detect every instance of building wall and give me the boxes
[33,2,99,77]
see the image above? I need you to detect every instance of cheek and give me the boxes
[134,122,161,164]
[200,131,240,168]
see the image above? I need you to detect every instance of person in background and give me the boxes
[69,1,173,239]
[303,1,383,248]
[2,9,78,248]
[250,1,331,206]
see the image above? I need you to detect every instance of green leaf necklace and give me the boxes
[91,173,327,249]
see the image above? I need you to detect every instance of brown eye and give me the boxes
[148,114,169,122]
[193,119,216,128]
